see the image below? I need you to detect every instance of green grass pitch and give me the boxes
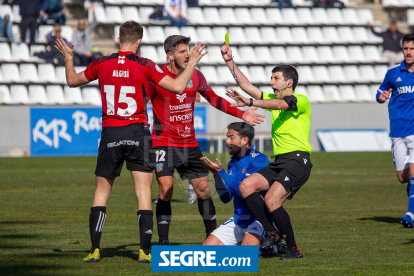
[1,152,414,275]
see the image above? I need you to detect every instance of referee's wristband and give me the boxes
[225,57,233,62]
[249,98,253,106]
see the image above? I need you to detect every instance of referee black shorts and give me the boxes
[95,123,155,178]
[153,146,209,181]
[256,151,312,200]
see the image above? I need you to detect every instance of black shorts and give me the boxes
[256,151,312,200]
[95,124,155,178]
[153,146,209,180]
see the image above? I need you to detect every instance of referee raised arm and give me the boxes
[222,43,313,260]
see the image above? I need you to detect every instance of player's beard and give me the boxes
[227,144,242,157]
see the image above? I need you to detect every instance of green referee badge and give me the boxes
[225,32,230,45]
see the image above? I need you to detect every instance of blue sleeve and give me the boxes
[376,70,391,104]
[40,0,47,12]
[58,0,65,11]
[245,154,270,177]
[214,173,233,204]
[218,169,242,198]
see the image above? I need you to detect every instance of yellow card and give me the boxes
[225,32,230,45]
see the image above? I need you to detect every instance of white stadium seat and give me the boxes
[200,66,219,83]
[82,87,101,106]
[216,66,235,84]
[10,85,29,104]
[342,9,360,25]
[228,27,246,44]
[338,27,355,43]
[20,64,39,83]
[203,8,220,25]
[235,8,253,25]
[250,8,267,25]
[244,27,261,45]
[255,46,272,64]
[64,86,83,104]
[0,42,12,61]
[203,46,223,64]
[297,66,314,84]
[61,26,73,42]
[37,25,54,43]
[238,46,257,64]
[266,8,282,25]
[307,85,326,103]
[38,64,57,83]
[296,8,314,25]
[302,46,319,63]
[329,66,346,83]
[408,9,414,26]
[359,65,378,82]
[286,46,304,64]
[11,43,33,62]
[338,85,357,102]
[312,8,329,25]
[260,27,277,44]
[122,6,140,21]
[55,66,66,84]
[187,7,205,25]
[238,66,252,80]
[375,65,388,82]
[146,26,165,44]
[93,4,107,23]
[249,66,268,83]
[358,9,374,24]
[28,85,48,104]
[317,46,335,63]
[219,8,237,25]
[364,46,383,62]
[197,27,215,44]
[0,85,11,104]
[30,45,46,56]
[270,47,288,63]
[307,27,325,44]
[212,27,228,44]
[294,86,308,97]
[156,46,167,64]
[344,65,361,82]
[322,27,340,44]
[292,27,309,44]
[276,27,293,44]
[281,9,299,25]
[2,64,20,82]
[353,27,369,43]
[180,26,198,42]
[139,46,160,63]
[348,45,366,63]
[354,85,374,102]
[327,8,344,25]
[139,7,155,24]
[332,46,350,63]
[164,26,180,39]
[313,66,331,83]
[323,85,341,102]
[46,85,66,105]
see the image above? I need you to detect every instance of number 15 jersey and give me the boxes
[84,51,167,127]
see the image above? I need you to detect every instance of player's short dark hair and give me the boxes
[164,35,191,54]
[272,65,299,91]
[227,122,255,147]
[402,34,414,45]
[119,21,143,45]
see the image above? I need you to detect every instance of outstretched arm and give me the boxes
[221,43,262,99]
[55,38,89,87]
[201,86,265,126]
[226,88,288,110]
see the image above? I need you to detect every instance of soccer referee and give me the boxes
[223,44,312,260]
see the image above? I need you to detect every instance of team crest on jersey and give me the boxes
[156,163,163,172]
[155,64,164,73]
[242,167,246,174]
[187,80,193,89]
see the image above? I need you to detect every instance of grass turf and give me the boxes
[1,152,414,275]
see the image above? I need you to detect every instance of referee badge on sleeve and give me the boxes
[156,163,163,172]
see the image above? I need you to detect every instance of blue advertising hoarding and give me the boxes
[30,106,207,157]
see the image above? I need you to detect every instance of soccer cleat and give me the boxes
[400,215,414,228]
[159,240,170,245]
[276,242,287,255]
[138,249,151,263]
[188,190,197,204]
[83,248,100,263]
[259,230,281,252]
[280,246,303,260]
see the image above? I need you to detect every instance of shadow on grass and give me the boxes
[0,264,63,276]
[0,221,46,225]
[0,234,41,249]
[402,239,414,245]
[358,216,400,224]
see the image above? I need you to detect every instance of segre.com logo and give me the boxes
[152,245,258,272]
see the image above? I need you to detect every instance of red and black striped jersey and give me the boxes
[150,64,244,148]
[84,51,167,127]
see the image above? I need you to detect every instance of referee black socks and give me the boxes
[156,199,172,242]
[137,210,153,255]
[89,206,106,254]
[244,193,276,232]
[270,206,296,248]
[198,197,217,237]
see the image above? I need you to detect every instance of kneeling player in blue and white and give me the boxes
[201,122,285,255]
[377,34,414,228]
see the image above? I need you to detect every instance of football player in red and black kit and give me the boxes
[149,35,265,245]
[54,22,207,263]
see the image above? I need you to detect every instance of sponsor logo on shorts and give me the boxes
[284,176,290,181]
[107,140,139,148]
[156,163,163,172]
[303,158,308,164]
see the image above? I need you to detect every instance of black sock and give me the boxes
[244,193,275,232]
[137,210,153,255]
[89,206,106,253]
[156,199,171,242]
[270,206,296,248]
[197,197,217,236]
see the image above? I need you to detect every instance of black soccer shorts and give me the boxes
[95,123,155,178]
[256,151,312,199]
[153,146,209,180]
